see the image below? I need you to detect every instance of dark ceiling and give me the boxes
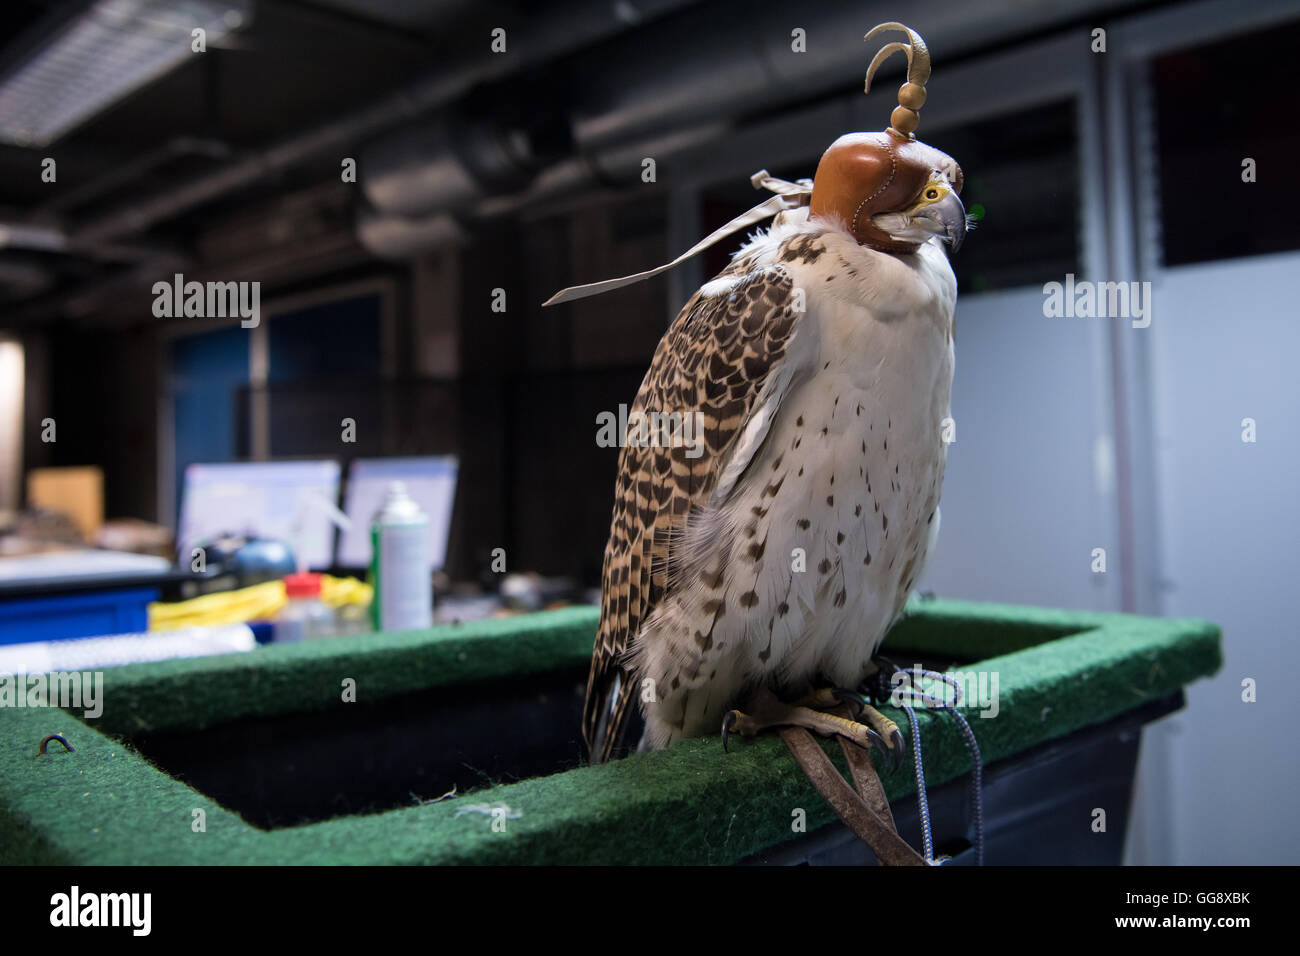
[0,0,1157,328]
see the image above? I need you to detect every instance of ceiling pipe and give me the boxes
[0,220,184,265]
[0,256,54,299]
[565,0,1119,150]
[66,0,698,246]
[353,0,1126,256]
[53,0,1114,252]
[7,0,1133,308]
[32,137,232,218]
[357,206,465,259]
[360,111,549,218]
[357,121,727,258]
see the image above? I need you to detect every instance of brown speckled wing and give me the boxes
[584,262,801,762]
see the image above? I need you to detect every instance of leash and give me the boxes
[890,666,986,865]
[784,666,986,866]
[781,714,926,866]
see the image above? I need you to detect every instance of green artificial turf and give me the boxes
[0,599,1221,865]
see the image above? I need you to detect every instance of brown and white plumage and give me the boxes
[584,203,958,762]
[580,21,966,764]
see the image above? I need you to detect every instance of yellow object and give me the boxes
[148,574,373,630]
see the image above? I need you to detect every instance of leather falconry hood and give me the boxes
[809,23,964,254]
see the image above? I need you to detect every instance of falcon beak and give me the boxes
[870,184,968,253]
[919,191,966,253]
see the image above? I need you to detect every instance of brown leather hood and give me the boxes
[809,130,963,254]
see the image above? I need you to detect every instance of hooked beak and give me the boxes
[919,191,966,252]
[870,188,968,253]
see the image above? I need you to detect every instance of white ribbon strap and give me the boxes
[542,170,813,307]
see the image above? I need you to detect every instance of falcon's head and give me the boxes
[808,23,967,256]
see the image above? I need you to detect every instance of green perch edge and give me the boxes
[0,599,1221,865]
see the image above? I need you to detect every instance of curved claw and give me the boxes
[830,687,866,715]
[864,726,887,755]
[882,726,906,774]
[859,718,906,774]
[838,700,904,773]
[721,710,739,753]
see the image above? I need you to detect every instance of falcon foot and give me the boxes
[721,686,905,773]
[811,686,906,773]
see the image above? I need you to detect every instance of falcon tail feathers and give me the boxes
[584,669,640,764]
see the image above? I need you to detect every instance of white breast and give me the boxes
[634,221,957,747]
[745,258,954,686]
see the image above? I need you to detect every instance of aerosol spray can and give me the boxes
[368,481,433,631]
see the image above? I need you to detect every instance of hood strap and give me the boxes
[543,170,812,307]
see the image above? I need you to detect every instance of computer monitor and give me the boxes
[338,456,458,571]
[178,460,341,570]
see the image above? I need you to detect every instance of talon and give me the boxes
[882,727,905,774]
[860,725,903,773]
[831,687,865,715]
[863,712,904,775]
[864,726,887,757]
[721,710,740,753]
[719,687,905,768]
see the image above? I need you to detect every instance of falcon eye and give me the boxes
[924,188,940,200]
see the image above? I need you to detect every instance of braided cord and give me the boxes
[899,703,933,861]
[886,667,986,866]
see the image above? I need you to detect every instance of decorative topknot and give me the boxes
[864,22,931,139]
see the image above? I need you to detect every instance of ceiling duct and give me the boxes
[0,256,54,300]
[357,205,466,259]
[361,89,572,217]
[66,0,695,246]
[6,0,1143,317]
[351,0,1125,258]
[356,121,726,258]
[564,0,1117,149]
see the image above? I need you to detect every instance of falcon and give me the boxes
[574,23,967,764]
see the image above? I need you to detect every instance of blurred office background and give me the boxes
[0,0,1296,863]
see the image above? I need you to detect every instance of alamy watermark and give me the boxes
[596,404,705,459]
[152,272,260,328]
[888,665,1000,718]
[0,671,102,719]
[50,886,150,936]
[1043,273,1151,329]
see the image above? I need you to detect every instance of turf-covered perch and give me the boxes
[0,599,1220,865]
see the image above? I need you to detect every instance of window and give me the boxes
[1153,19,1300,266]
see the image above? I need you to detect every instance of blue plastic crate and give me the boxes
[0,587,159,645]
